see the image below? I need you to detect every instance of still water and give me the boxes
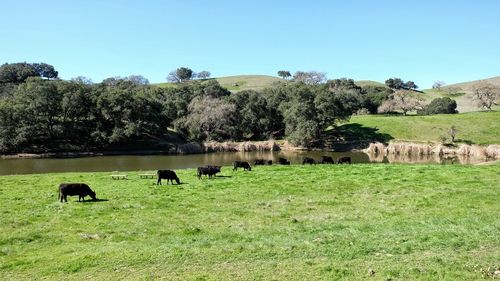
[0,151,486,175]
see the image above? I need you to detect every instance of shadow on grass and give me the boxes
[455,139,475,145]
[80,198,109,203]
[325,123,394,151]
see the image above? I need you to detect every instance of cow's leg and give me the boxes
[64,195,68,203]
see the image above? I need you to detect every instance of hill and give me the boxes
[347,111,500,145]
[155,75,284,92]
[155,76,387,92]
[422,76,500,112]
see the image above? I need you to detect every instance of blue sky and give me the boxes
[1,0,499,88]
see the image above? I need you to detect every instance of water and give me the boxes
[0,151,488,175]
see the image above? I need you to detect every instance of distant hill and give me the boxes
[354,80,388,88]
[155,76,387,92]
[422,76,500,112]
[155,75,284,92]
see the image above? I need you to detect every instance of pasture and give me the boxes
[349,111,500,145]
[0,164,499,280]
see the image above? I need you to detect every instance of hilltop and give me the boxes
[155,75,385,92]
[156,75,284,92]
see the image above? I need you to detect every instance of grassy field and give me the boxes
[348,111,500,145]
[1,164,499,280]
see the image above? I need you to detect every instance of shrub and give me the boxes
[419,97,457,115]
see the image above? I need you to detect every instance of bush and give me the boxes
[419,97,457,115]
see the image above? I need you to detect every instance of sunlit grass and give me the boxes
[0,164,499,280]
[350,111,500,145]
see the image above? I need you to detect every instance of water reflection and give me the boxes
[365,151,490,164]
[0,150,492,175]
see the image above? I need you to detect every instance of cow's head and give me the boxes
[175,177,180,184]
[89,189,97,200]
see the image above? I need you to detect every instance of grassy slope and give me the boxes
[1,164,499,280]
[349,111,500,145]
[155,76,386,92]
[155,75,284,92]
[422,76,500,112]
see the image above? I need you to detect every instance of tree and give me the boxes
[432,81,446,90]
[448,125,458,143]
[292,71,326,85]
[419,97,457,115]
[176,67,194,82]
[405,81,418,90]
[385,78,405,89]
[176,96,238,141]
[277,70,291,80]
[71,76,93,84]
[126,75,149,85]
[361,85,392,114]
[378,90,424,115]
[166,71,180,83]
[472,82,499,111]
[196,71,211,80]
[32,63,58,80]
[0,62,39,84]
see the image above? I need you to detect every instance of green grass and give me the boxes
[349,111,500,145]
[1,164,499,280]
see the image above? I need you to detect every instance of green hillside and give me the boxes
[422,76,500,112]
[348,111,500,145]
[155,75,284,92]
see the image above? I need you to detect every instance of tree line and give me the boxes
[1,63,497,154]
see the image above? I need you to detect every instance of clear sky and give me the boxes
[1,0,499,88]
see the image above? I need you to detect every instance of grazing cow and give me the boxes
[302,157,316,165]
[157,169,180,185]
[254,159,266,165]
[338,156,352,164]
[59,183,96,203]
[321,156,335,164]
[266,160,273,165]
[278,157,291,165]
[197,165,221,179]
[233,161,252,171]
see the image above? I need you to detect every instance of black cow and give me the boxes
[266,160,273,165]
[278,157,290,165]
[302,157,316,165]
[233,161,252,171]
[197,165,221,179]
[338,156,352,164]
[321,156,335,164]
[254,159,266,165]
[59,183,96,202]
[157,169,180,185]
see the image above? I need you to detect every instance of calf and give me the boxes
[254,159,266,165]
[321,156,334,164]
[157,169,180,185]
[338,156,352,164]
[197,165,221,179]
[233,161,252,171]
[278,157,290,165]
[59,183,96,202]
[302,157,316,165]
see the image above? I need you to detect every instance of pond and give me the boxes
[0,151,488,175]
